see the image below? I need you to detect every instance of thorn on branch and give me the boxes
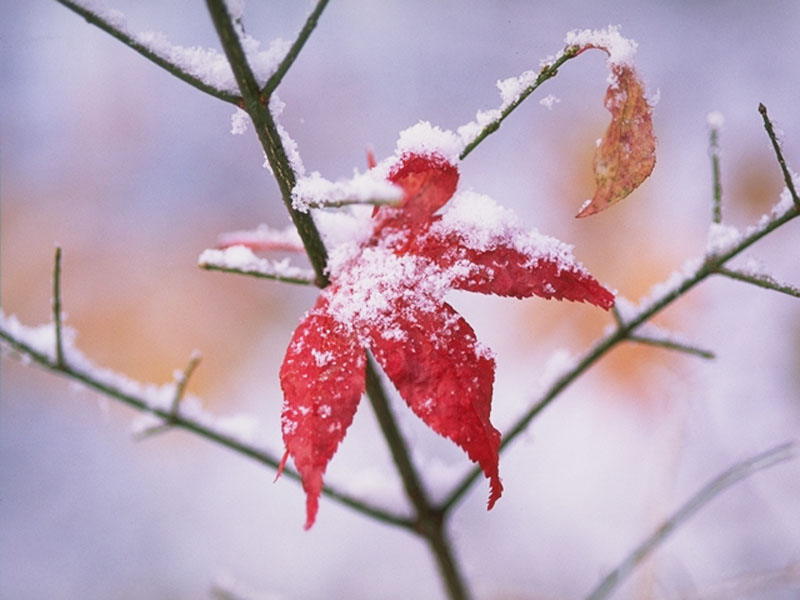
[759,103,800,208]
[134,351,202,440]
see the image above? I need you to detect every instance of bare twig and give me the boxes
[759,103,800,208]
[52,246,66,368]
[709,125,723,224]
[55,0,241,104]
[716,266,800,298]
[459,46,580,160]
[628,334,716,360]
[262,0,330,96]
[135,351,202,439]
[585,441,798,600]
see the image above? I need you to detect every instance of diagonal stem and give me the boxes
[0,323,411,529]
[459,46,580,161]
[262,0,330,96]
[205,0,330,287]
[759,103,800,207]
[55,0,241,104]
[364,356,471,600]
[585,442,797,600]
[440,202,800,514]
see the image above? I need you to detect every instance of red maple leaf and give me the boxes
[279,151,614,528]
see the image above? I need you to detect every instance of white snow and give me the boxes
[269,95,305,177]
[706,111,726,130]
[198,246,316,282]
[291,170,403,213]
[393,121,464,164]
[0,309,278,458]
[497,71,538,109]
[539,94,561,110]
[217,223,304,252]
[564,25,638,66]
[230,107,249,135]
[706,222,742,256]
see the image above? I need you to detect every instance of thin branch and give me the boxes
[52,246,66,368]
[262,0,330,96]
[709,126,723,224]
[759,103,800,208]
[55,0,241,104]
[439,200,800,514]
[0,321,412,530]
[627,334,716,360]
[135,351,202,439]
[304,196,403,210]
[199,262,316,286]
[364,356,470,600]
[205,0,330,287]
[459,46,580,161]
[716,266,800,298]
[584,441,798,600]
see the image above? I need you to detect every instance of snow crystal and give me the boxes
[539,94,561,110]
[311,349,334,367]
[564,25,638,66]
[291,170,403,213]
[457,108,502,148]
[706,222,742,256]
[198,246,315,281]
[230,107,249,135]
[706,111,725,130]
[394,121,464,164]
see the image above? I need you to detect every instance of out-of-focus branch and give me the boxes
[585,442,798,600]
[759,103,799,208]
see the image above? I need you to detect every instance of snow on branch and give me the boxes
[198,246,316,285]
[0,307,410,528]
[56,0,291,102]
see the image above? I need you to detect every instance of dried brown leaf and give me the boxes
[577,64,656,218]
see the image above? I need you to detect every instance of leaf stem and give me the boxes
[55,0,241,104]
[459,46,580,161]
[52,246,66,368]
[262,0,330,96]
[759,103,800,208]
[364,356,471,600]
[205,0,330,287]
[584,441,798,600]
[0,322,411,530]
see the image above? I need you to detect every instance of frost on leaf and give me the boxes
[570,27,657,217]
[368,302,502,507]
[279,296,366,529]
[279,148,614,527]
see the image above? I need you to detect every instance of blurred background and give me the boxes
[2,1,799,598]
